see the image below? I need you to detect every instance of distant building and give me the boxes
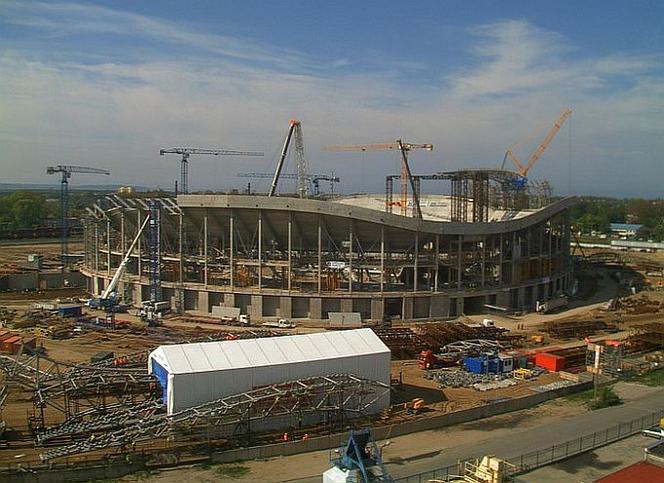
[610,223,643,239]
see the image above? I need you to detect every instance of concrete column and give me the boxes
[499,232,503,285]
[204,214,208,287]
[198,291,210,314]
[279,297,292,318]
[93,276,100,296]
[430,294,446,318]
[106,219,111,276]
[310,297,323,320]
[434,234,439,292]
[497,290,511,308]
[348,221,353,294]
[402,297,414,321]
[457,235,462,288]
[136,210,142,278]
[177,213,183,313]
[512,231,518,284]
[258,212,262,289]
[230,212,234,289]
[517,287,526,309]
[481,236,486,288]
[288,213,292,292]
[120,213,126,261]
[250,295,263,320]
[456,297,464,315]
[380,226,385,293]
[413,232,419,292]
[223,293,235,307]
[340,299,353,313]
[317,217,322,294]
[370,298,384,321]
[95,223,99,272]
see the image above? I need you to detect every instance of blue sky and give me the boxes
[0,0,662,197]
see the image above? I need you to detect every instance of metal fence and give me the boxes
[394,409,664,483]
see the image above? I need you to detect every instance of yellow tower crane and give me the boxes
[502,107,572,179]
[323,140,433,218]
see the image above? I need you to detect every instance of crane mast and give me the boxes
[46,165,110,268]
[159,147,264,194]
[269,120,309,198]
[323,140,433,218]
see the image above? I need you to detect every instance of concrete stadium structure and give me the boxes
[82,192,574,321]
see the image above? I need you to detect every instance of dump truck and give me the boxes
[536,296,568,314]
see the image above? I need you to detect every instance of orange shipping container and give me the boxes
[0,336,21,353]
[535,352,565,372]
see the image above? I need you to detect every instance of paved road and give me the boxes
[291,388,664,482]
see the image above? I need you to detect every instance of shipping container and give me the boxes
[148,328,391,415]
[56,304,83,318]
[535,352,565,371]
[464,356,488,374]
[0,336,21,353]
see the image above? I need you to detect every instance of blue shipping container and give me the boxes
[464,356,488,374]
[57,304,82,318]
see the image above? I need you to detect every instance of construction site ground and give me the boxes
[119,382,664,482]
[0,240,663,477]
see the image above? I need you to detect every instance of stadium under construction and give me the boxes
[80,170,574,322]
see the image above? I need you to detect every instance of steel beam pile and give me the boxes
[40,374,389,461]
[542,320,617,339]
[374,322,519,359]
[627,323,664,352]
[371,328,424,358]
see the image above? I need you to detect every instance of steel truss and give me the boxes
[40,374,390,461]
[0,353,158,426]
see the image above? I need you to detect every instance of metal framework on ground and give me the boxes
[38,374,390,461]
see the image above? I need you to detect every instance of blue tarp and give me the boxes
[151,359,169,405]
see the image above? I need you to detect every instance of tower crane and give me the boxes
[269,120,309,198]
[159,147,264,194]
[46,165,110,267]
[501,108,572,184]
[238,172,340,196]
[323,140,433,218]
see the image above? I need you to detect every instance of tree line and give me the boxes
[571,197,664,241]
[0,191,98,231]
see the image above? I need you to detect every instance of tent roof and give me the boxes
[149,328,390,375]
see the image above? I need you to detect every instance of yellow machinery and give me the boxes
[513,368,533,380]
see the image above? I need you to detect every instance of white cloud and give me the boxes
[0,8,661,198]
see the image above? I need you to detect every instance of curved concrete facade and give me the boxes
[82,194,575,321]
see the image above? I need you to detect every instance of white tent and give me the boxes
[148,328,391,415]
